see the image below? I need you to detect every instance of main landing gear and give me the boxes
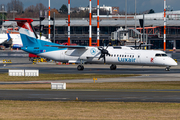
[165,66,171,71]
[77,60,84,71]
[110,64,117,70]
[77,64,117,71]
[77,65,84,71]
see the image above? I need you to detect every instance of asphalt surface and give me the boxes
[0,50,180,102]
[0,89,180,102]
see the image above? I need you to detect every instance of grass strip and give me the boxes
[1,81,180,90]
[0,100,180,120]
[0,73,139,82]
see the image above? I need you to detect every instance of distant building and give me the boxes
[78,5,119,15]
[136,10,180,20]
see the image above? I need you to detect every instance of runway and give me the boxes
[1,63,180,75]
[0,89,180,102]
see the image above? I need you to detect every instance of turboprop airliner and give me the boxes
[6,18,177,71]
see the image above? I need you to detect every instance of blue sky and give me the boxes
[1,0,179,13]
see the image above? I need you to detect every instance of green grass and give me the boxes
[0,73,139,82]
[1,81,180,90]
[0,101,179,120]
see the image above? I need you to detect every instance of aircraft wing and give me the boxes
[46,45,87,49]
[126,44,152,48]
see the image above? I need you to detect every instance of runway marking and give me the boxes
[42,98,69,100]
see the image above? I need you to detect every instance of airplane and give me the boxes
[6,18,178,71]
[0,31,12,48]
[0,29,51,49]
[0,31,22,49]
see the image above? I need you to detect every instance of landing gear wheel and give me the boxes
[165,66,170,71]
[77,65,84,71]
[110,64,117,70]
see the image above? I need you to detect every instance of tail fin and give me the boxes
[15,18,40,47]
[6,30,11,42]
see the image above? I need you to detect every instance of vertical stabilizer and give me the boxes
[6,30,11,42]
[15,18,40,47]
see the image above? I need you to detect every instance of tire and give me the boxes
[77,65,84,71]
[110,64,116,70]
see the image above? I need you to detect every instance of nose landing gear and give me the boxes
[165,66,171,71]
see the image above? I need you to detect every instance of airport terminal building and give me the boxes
[3,10,180,49]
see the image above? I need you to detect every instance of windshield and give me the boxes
[155,53,168,57]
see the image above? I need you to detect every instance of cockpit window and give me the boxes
[162,54,167,56]
[155,54,161,57]
[155,53,168,57]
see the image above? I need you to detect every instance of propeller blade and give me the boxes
[105,43,109,49]
[98,54,103,60]
[103,55,106,64]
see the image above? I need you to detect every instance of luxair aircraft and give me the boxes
[6,18,177,71]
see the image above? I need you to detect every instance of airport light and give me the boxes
[39,16,45,40]
[89,0,92,46]
[48,0,51,40]
[0,5,7,27]
[68,0,71,45]
[125,0,127,30]
[10,11,17,20]
[164,0,166,51]
[135,0,136,29]
[50,12,55,43]
[97,0,100,46]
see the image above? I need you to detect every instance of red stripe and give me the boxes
[48,25,51,34]
[97,40,99,47]
[164,42,166,51]
[68,38,70,45]
[89,38,92,46]
[164,26,166,33]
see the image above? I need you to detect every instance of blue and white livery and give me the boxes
[13,18,177,71]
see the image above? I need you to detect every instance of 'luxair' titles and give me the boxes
[118,57,136,62]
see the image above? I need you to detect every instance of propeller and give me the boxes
[98,44,110,64]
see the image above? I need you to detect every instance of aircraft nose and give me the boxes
[169,58,178,66]
[173,60,178,66]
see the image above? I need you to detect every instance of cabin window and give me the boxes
[132,55,134,58]
[120,55,121,57]
[117,55,119,57]
[122,55,124,57]
[125,55,126,57]
[114,54,116,57]
[111,54,113,57]
[130,55,131,57]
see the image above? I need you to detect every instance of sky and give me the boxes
[0,0,179,13]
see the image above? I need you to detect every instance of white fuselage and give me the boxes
[0,33,9,44]
[38,46,177,67]
[0,33,22,45]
